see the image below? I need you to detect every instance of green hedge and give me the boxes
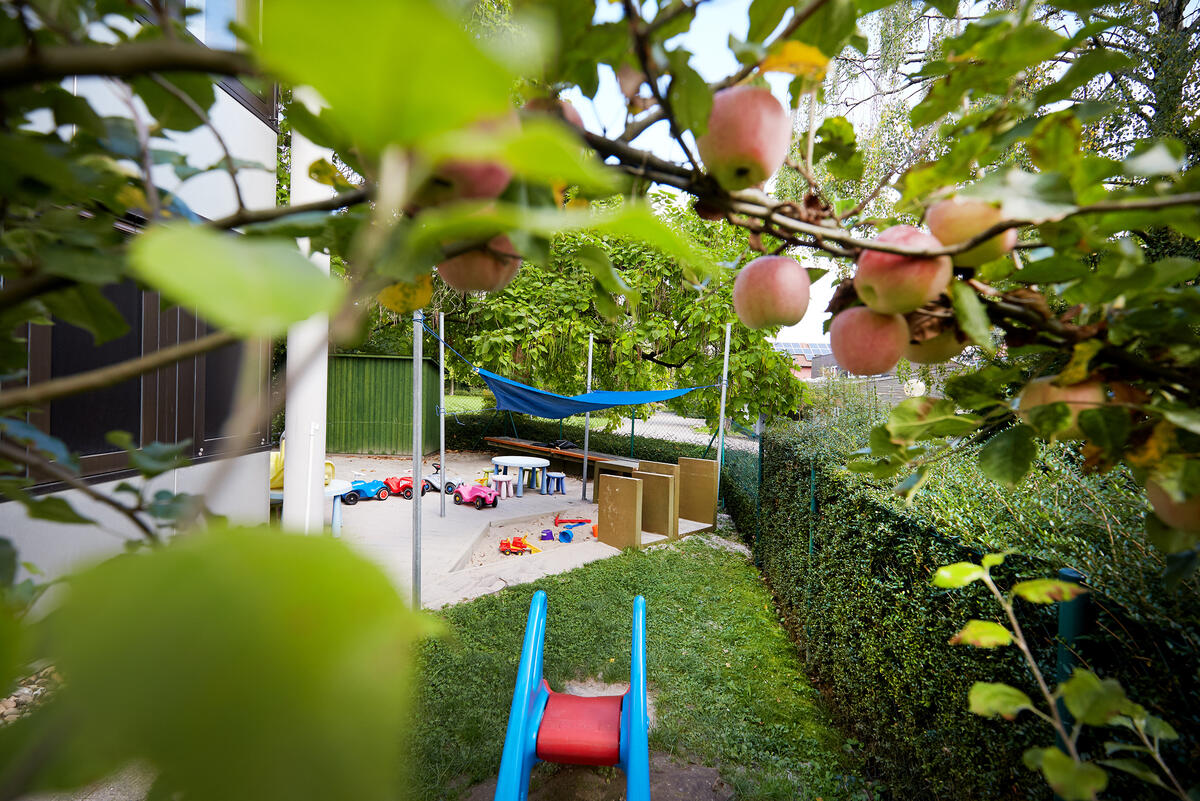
[737,394,1199,800]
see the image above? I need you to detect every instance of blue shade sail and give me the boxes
[478,369,708,419]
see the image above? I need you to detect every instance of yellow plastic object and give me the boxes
[268,439,335,490]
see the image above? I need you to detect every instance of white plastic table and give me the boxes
[491,455,550,498]
[269,478,352,536]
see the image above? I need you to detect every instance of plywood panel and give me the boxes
[598,475,642,550]
[678,457,718,526]
[636,461,680,529]
[632,470,676,540]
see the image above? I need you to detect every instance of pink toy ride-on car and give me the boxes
[454,483,499,510]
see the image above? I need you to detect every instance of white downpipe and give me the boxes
[717,323,731,477]
[439,312,446,519]
[412,310,424,609]
[581,333,594,501]
[281,96,332,535]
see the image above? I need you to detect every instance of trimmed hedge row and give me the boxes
[734,412,1200,800]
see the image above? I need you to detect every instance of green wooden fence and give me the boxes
[327,354,439,455]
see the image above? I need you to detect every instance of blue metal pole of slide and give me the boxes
[624,595,651,801]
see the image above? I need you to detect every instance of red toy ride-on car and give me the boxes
[453,483,500,510]
[383,476,431,500]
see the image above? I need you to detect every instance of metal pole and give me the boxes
[412,310,423,609]
[581,333,594,501]
[716,323,731,478]
[629,416,635,458]
[439,312,446,519]
[1055,567,1087,750]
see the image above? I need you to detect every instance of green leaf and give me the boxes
[1014,255,1092,283]
[255,0,517,151]
[1096,759,1167,790]
[894,466,930,503]
[35,527,437,801]
[105,433,192,479]
[1012,578,1088,604]
[424,119,618,195]
[130,73,216,133]
[747,0,790,42]
[960,168,1077,222]
[0,480,93,525]
[0,418,77,470]
[1123,141,1185,177]
[0,538,16,588]
[1056,340,1103,385]
[1026,403,1072,440]
[1035,50,1131,106]
[932,562,985,588]
[1078,407,1130,457]
[1062,669,1129,726]
[42,284,131,346]
[969,681,1033,718]
[666,50,713,139]
[982,552,1008,569]
[573,244,640,304]
[1032,748,1108,801]
[886,397,981,442]
[949,281,994,354]
[950,620,1012,648]
[129,225,346,338]
[979,425,1037,489]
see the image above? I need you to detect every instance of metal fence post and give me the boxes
[629,415,635,458]
[1055,567,1088,746]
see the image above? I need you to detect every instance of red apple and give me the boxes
[695,86,792,191]
[926,196,1017,267]
[854,226,953,314]
[829,307,909,375]
[523,97,584,129]
[733,255,811,329]
[411,115,517,208]
[904,328,966,364]
[1146,480,1200,533]
[1016,376,1106,439]
[437,234,521,292]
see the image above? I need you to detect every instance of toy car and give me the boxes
[340,479,390,505]
[453,483,500,510]
[425,462,467,495]
[382,475,432,500]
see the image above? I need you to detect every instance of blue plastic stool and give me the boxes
[527,466,546,493]
[546,471,566,495]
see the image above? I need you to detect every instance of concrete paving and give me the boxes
[327,452,621,608]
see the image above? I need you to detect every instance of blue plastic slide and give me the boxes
[493,590,650,801]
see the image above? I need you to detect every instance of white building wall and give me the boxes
[2,75,278,583]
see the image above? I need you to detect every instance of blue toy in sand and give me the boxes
[493,591,650,801]
[340,479,390,505]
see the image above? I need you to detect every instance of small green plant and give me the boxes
[936,555,1191,801]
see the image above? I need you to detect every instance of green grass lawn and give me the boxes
[408,535,873,800]
[444,394,487,413]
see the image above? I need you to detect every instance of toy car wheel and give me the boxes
[401,488,413,500]
[474,497,486,510]
[444,482,455,494]
[453,493,463,505]
[377,488,389,500]
[491,498,499,508]
[342,491,359,505]
[420,484,429,496]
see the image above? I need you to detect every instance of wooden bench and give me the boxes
[483,436,637,483]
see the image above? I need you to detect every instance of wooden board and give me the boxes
[632,470,676,540]
[484,436,637,483]
[636,461,680,532]
[678,457,718,526]
[597,474,642,550]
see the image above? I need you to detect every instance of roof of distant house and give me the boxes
[773,342,832,360]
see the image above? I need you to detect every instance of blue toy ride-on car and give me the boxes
[340,479,390,505]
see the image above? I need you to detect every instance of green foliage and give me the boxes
[0,528,433,801]
[734,380,1199,800]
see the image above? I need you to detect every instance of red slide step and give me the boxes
[535,687,624,766]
